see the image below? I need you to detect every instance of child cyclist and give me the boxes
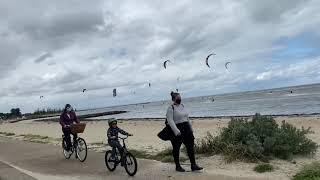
[107,119,132,162]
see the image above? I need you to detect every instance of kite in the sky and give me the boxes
[163,60,171,69]
[113,88,117,97]
[205,53,216,68]
[82,89,87,93]
[225,62,231,69]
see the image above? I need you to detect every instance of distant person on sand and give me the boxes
[59,104,80,151]
[166,92,203,172]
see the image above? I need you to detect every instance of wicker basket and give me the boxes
[71,123,86,134]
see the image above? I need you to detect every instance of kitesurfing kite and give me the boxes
[225,62,231,70]
[40,96,44,99]
[148,83,151,87]
[82,89,86,93]
[113,88,117,97]
[163,60,171,69]
[205,53,216,68]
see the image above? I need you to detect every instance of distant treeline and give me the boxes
[33,108,63,115]
[0,108,22,120]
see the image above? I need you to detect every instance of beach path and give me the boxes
[0,136,271,180]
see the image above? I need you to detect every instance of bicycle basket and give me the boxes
[71,123,86,134]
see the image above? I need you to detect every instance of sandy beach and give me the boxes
[1,115,320,179]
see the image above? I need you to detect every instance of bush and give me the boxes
[293,162,320,180]
[195,113,317,162]
[254,163,274,173]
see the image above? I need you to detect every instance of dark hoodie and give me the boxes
[59,111,79,129]
[107,127,129,142]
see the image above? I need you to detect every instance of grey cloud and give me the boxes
[245,0,309,23]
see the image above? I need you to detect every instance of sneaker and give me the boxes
[191,164,203,171]
[176,166,186,172]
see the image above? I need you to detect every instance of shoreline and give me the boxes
[10,112,320,123]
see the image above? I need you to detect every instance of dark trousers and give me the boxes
[109,140,124,158]
[170,122,196,167]
[63,128,77,150]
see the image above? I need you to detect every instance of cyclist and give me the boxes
[107,119,132,163]
[60,104,80,151]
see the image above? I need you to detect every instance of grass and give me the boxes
[19,134,61,144]
[129,148,188,163]
[293,162,320,180]
[0,132,15,136]
[194,114,318,162]
[254,163,274,173]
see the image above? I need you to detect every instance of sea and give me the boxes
[76,83,320,120]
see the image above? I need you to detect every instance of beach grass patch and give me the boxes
[254,163,274,173]
[195,113,318,162]
[129,148,188,163]
[293,162,320,180]
[0,132,15,136]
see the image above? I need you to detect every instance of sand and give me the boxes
[1,116,320,179]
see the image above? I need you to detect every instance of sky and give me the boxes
[0,0,320,113]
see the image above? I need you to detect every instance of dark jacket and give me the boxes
[59,111,79,128]
[107,127,128,142]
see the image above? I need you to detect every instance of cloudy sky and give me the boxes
[1,0,320,113]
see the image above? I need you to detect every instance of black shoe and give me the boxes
[176,166,186,172]
[191,164,203,171]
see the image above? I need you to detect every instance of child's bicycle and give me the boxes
[105,135,138,176]
[62,123,88,162]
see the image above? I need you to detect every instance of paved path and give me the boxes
[0,137,267,180]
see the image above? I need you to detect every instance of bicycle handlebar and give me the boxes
[118,134,132,140]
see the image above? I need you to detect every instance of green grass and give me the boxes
[254,163,274,173]
[293,162,320,180]
[129,148,188,163]
[0,132,15,136]
[194,114,318,162]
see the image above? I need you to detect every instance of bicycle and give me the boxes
[62,123,88,162]
[105,135,138,176]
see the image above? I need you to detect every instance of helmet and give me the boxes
[108,118,117,126]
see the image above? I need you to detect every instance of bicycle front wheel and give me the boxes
[62,138,72,159]
[124,152,137,176]
[76,138,87,162]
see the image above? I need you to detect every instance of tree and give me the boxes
[10,108,22,118]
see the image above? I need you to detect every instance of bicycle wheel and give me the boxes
[76,138,87,162]
[62,138,72,159]
[105,150,117,171]
[124,152,137,176]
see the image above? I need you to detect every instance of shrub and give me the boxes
[293,162,320,180]
[195,113,317,162]
[254,163,274,173]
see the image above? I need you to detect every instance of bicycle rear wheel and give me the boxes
[62,138,72,159]
[124,152,137,176]
[76,138,87,162]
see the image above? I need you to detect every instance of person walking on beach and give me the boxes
[59,104,80,151]
[166,92,203,172]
